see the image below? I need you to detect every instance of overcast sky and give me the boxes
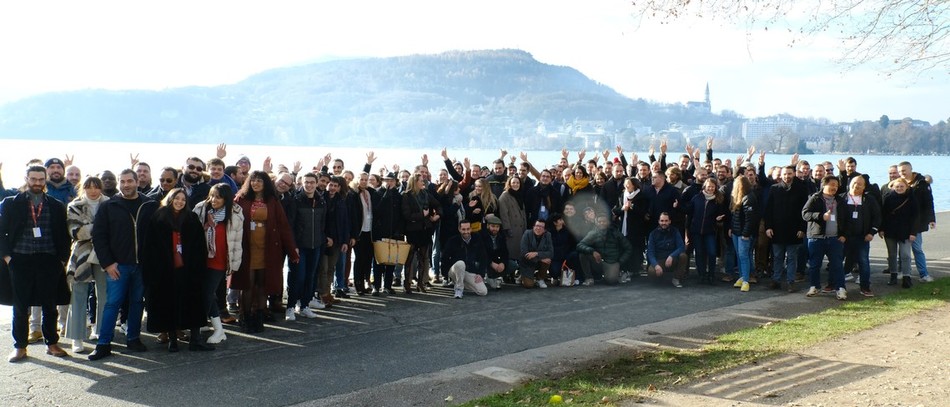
[1,0,946,123]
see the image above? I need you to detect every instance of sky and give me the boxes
[0,0,946,124]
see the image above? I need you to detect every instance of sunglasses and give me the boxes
[187,164,205,172]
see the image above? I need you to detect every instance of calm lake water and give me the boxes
[2,138,947,211]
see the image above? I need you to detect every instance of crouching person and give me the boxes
[442,220,488,299]
[482,215,512,290]
[646,212,688,288]
[576,213,632,285]
[520,220,554,288]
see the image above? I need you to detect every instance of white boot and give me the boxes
[207,317,227,344]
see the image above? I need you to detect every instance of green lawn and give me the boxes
[462,280,950,406]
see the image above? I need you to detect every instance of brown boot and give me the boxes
[322,295,336,308]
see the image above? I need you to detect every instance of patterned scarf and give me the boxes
[205,208,227,258]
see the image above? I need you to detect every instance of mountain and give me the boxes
[0,49,721,147]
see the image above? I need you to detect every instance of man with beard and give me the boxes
[485,159,508,198]
[646,213,688,288]
[65,165,82,189]
[600,164,627,214]
[44,158,76,204]
[88,169,158,361]
[576,214,632,286]
[100,170,118,198]
[481,214,511,289]
[177,157,210,210]
[764,166,809,292]
[524,169,563,227]
[442,220,489,298]
[1,166,72,362]
[148,167,179,201]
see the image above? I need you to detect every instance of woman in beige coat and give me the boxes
[498,177,527,263]
[193,184,244,343]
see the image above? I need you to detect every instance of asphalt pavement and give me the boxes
[2,212,948,407]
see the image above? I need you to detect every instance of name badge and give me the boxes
[830,215,836,222]
[33,227,42,238]
[852,212,858,219]
[176,244,183,254]
[250,222,256,231]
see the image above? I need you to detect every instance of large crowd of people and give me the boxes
[0,139,937,363]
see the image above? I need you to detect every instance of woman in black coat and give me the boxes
[612,177,650,278]
[880,178,918,288]
[142,188,213,352]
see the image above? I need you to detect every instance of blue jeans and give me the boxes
[334,249,347,291]
[771,243,801,283]
[732,235,753,282]
[289,247,321,308]
[97,264,144,345]
[844,238,871,290]
[807,237,844,290]
[694,234,718,278]
[911,233,929,278]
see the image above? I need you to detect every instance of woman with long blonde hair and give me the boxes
[728,176,758,292]
[401,173,441,293]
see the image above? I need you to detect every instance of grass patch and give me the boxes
[462,280,950,406]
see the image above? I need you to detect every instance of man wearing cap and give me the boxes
[481,214,511,289]
[442,220,489,298]
[1,165,72,362]
[44,158,76,204]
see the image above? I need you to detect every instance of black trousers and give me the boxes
[9,253,62,348]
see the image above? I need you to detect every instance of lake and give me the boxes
[2,138,947,211]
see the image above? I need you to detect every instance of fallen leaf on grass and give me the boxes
[647,384,657,391]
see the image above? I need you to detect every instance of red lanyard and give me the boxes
[30,202,44,227]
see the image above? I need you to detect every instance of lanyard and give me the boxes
[30,202,44,227]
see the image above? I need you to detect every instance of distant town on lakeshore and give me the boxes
[0,49,946,155]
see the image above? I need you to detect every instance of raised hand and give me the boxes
[577,149,586,161]
[129,153,140,168]
[293,161,302,174]
[441,148,449,160]
[421,154,428,167]
[519,151,528,162]
[216,143,227,159]
[602,149,610,161]
[706,137,713,150]
[366,151,377,164]
[64,154,75,166]
[659,139,667,154]
[263,157,273,173]
[561,148,569,159]
[616,145,624,155]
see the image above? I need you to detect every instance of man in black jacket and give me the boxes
[442,220,489,299]
[764,166,809,292]
[372,172,403,295]
[898,161,936,283]
[89,169,158,361]
[1,166,72,362]
[481,215,510,290]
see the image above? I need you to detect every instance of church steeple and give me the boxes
[704,82,710,107]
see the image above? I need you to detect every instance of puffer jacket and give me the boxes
[67,195,110,283]
[576,226,632,265]
[193,200,244,272]
[729,194,759,238]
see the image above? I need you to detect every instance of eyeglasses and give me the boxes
[187,165,205,172]
[161,178,175,183]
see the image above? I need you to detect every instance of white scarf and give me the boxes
[620,189,640,236]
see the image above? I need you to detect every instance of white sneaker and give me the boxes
[308,298,326,309]
[538,280,548,289]
[453,288,463,299]
[844,273,855,282]
[582,279,594,286]
[496,277,504,289]
[855,276,862,285]
[671,278,682,288]
[836,287,848,300]
[921,275,935,283]
[119,323,128,334]
[806,286,819,297]
[298,307,318,319]
[72,339,84,353]
[285,308,296,321]
[620,271,631,284]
